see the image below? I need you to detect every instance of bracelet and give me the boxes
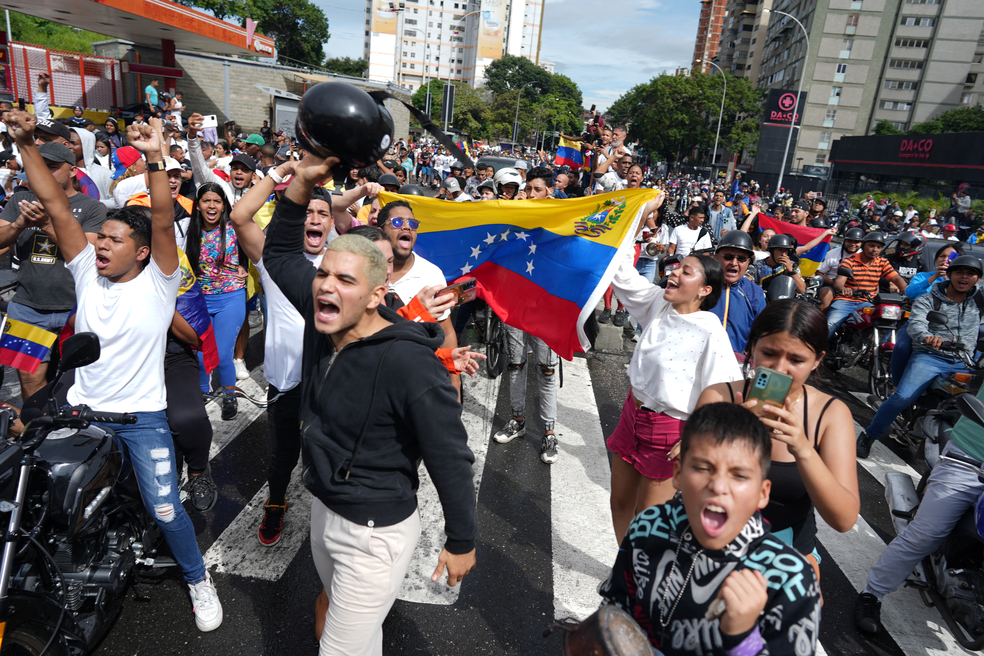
[724,627,764,656]
[269,170,285,184]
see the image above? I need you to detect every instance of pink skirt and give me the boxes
[607,392,684,480]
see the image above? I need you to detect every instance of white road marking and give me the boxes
[551,356,617,621]
[206,372,268,459]
[396,368,499,604]
[815,509,975,655]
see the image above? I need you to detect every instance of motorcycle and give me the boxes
[827,269,906,401]
[884,392,984,650]
[0,333,178,655]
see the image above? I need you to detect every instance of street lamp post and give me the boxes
[696,58,726,182]
[535,97,557,151]
[763,8,810,194]
[513,81,535,144]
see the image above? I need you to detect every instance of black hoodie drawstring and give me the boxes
[344,340,397,480]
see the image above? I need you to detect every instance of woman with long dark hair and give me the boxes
[607,213,741,541]
[104,117,126,149]
[185,182,246,419]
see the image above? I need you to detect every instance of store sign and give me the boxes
[764,89,805,126]
[898,138,933,159]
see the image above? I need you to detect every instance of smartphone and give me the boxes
[948,250,958,264]
[17,98,24,111]
[201,114,218,129]
[746,367,794,417]
[436,277,477,306]
[590,104,596,113]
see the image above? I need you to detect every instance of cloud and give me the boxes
[314,0,701,112]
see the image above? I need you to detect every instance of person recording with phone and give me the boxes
[693,300,859,595]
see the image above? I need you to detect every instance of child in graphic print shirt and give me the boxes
[600,403,821,656]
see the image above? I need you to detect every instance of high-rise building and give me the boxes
[714,0,984,175]
[692,0,729,74]
[364,0,545,91]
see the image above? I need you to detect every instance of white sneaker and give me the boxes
[189,572,223,632]
[234,359,249,380]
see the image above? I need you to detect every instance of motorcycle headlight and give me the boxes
[878,305,902,320]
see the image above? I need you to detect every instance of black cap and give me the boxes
[35,117,71,142]
[230,153,257,171]
[792,200,811,211]
[38,142,76,166]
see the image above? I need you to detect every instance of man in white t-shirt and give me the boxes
[668,206,712,257]
[381,199,461,395]
[6,112,222,632]
[593,150,631,194]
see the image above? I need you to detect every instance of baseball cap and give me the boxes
[792,199,811,211]
[244,134,265,146]
[35,117,71,142]
[111,146,142,179]
[38,142,76,167]
[515,161,527,170]
[230,153,257,171]
[275,130,285,137]
[443,177,461,192]
[944,224,958,231]
[162,156,183,172]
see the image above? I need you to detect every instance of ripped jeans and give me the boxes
[106,410,206,584]
[504,324,558,431]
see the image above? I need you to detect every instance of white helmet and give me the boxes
[493,167,522,188]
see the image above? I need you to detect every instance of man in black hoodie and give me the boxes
[263,153,477,656]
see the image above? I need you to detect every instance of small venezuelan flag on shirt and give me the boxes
[0,317,57,374]
[379,188,659,359]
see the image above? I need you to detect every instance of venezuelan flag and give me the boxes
[379,188,660,358]
[554,137,584,171]
[0,317,57,373]
[176,249,220,373]
[758,215,831,277]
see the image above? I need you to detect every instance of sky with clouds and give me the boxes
[315,0,702,113]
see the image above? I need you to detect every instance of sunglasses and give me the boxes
[720,253,751,264]
[387,217,420,230]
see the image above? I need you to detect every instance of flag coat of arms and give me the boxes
[757,214,832,276]
[0,317,57,373]
[379,189,660,358]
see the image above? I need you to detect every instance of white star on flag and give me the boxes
[500,229,510,241]
[470,245,482,259]
[514,231,529,241]
[529,244,537,255]
[460,263,473,275]
[484,232,496,245]
[526,260,535,275]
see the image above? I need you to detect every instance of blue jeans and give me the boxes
[866,350,968,440]
[891,321,913,387]
[198,288,246,392]
[106,410,206,584]
[827,299,872,339]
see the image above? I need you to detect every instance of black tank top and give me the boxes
[729,381,835,552]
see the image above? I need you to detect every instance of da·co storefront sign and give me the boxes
[763,89,805,127]
[829,132,984,183]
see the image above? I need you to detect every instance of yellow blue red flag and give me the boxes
[757,214,831,276]
[0,317,57,373]
[378,189,660,358]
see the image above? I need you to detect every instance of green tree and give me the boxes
[411,80,492,139]
[871,119,903,136]
[909,103,984,134]
[173,0,330,67]
[907,119,943,134]
[482,56,584,143]
[483,54,551,97]
[324,57,368,78]
[7,13,109,53]
[608,73,764,163]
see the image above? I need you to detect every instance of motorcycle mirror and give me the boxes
[956,393,984,429]
[58,332,101,374]
[926,311,949,326]
[837,267,854,280]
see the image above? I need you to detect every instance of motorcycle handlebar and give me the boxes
[69,408,138,425]
[940,341,967,352]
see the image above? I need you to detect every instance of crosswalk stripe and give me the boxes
[396,366,500,604]
[206,373,268,460]
[551,356,617,621]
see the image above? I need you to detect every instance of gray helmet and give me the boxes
[767,234,796,251]
[844,227,865,241]
[378,173,401,188]
[863,231,887,245]
[767,275,798,302]
[451,160,464,171]
[717,230,754,255]
[476,178,497,195]
[948,255,984,277]
[398,184,426,196]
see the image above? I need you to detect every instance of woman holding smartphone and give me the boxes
[607,209,741,542]
[693,299,859,586]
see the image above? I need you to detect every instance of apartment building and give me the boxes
[364,0,545,91]
[693,0,729,73]
[710,0,984,174]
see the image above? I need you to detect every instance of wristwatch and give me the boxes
[146,160,166,172]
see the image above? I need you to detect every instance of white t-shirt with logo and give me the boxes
[669,225,712,257]
[66,243,180,413]
[389,252,450,320]
[256,252,323,392]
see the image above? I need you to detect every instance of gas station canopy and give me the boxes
[0,0,275,57]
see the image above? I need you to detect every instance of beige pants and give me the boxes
[310,498,421,656]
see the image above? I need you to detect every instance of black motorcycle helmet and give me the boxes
[808,216,829,229]
[844,227,865,241]
[378,173,401,188]
[948,255,984,278]
[716,230,755,255]
[894,232,924,259]
[767,234,796,252]
[767,275,798,302]
[295,82,394,169]
[398,184,426,196]
[863,231,887,246]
